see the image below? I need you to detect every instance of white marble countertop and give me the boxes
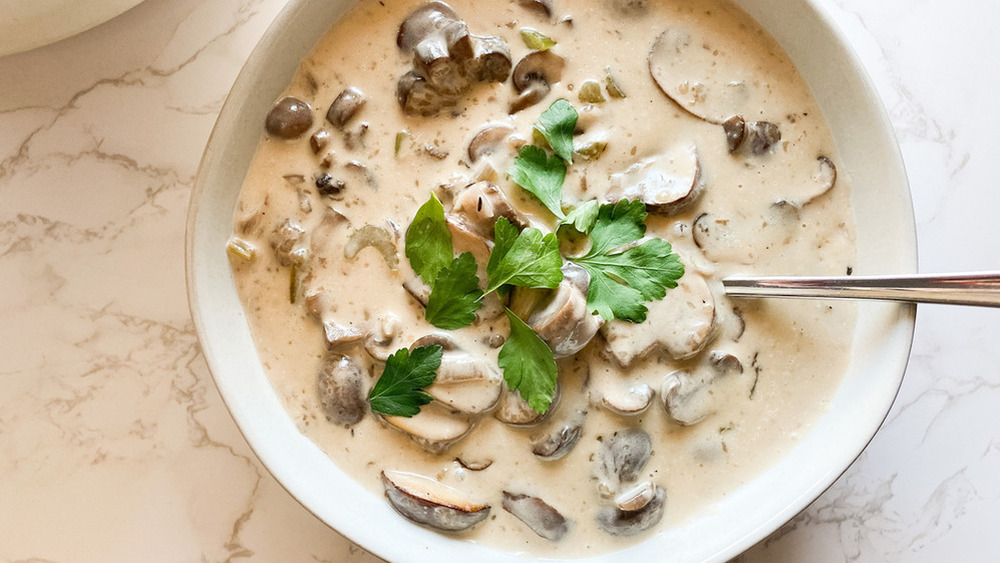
[1,0,997,561]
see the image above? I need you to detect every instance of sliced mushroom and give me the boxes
[746,120,781,155]
[605,146,703,215]
[596,484,665,536]
[649,27,754,124]
[471,34,513,82]
[597,383,653,416]
[510,263,603,358]
[467,123,516,163]
[510,50,566,113]
[305,289,367,347]
[326,87,366,129]
[722,115,745,153]
[502,491,570,541]
[494,382,558,426]
[602,269,716,366]
[777,155,838,207]
[531,420,583,460]
[364,313,402,362]
[614,481,657,512]
[450,181,527,238]
[397,2,461,52]
[408,333,502,414]
[600,428,652,484]
[691,212,760,265]
[270,218,308,267]
[381,470,490,532]
[661,351,744,426]
[397,70,456,117]
[382,401,473,453]
[317,352,368,426]
[264,96,313,140]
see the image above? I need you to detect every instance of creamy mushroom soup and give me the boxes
[227,0,856,555]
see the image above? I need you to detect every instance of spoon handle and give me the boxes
[722,271,1000,308]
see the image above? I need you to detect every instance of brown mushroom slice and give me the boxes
[614,481,657,512]
[661,351,744,426]
[397,70,458,117]
[467,123,516,164]
[270,218,308,267]
[494,382,558,426]
[602,269,716,367]
[502,491,570,541]
[606,146,703,215]
[304,290,367,347]
[450,181,526,237]
[596,484,666,537]
[648,27,755,124]
[510,50,566,113]
[382,401,472,453]
[381,470,490,532]
[427,352,503,414]
[510,263,603,358]
[471,34,513,83]
[601,428,653,484]
[597,382,653,416]
[691,211,759,265]
[781,155,838,207]
[531,420,583,460]
[722,115,745,153]
[364,314,402,362]
[397,2,461,52]
[326,87,366,129]
[317,352,368,426]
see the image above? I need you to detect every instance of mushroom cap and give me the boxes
[513,49,566,92]
[317,352,368,426]
[601,268,716,366]
[264,96,313,140]
[648,27,755,123]
[502,491,570,541]
[397,1,460,52]
[606,145,703,215]
[381,470,490,532]
[382,401,472,453]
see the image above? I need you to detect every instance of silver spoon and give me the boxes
[722,271,1000,308]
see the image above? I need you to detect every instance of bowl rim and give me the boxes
[185,0,917,561]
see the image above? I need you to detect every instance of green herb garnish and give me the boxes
[404,193,453,282]
[425,252,484,329]
[534,98,577,164]
[520,28,557,51]
[570,200,685,322]
[499,309,559,414]
[508,145,567,219]
[368,345,443,417]
[485,217,563,294]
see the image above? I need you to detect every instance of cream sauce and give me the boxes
[229,0,856,556]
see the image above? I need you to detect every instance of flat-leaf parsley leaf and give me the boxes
[508,144,567,220]
[425,252,484,329]
[485,218,563,294]
[368,345,443,417]
[404,193,453,282]
[499,309,558,414]
[571,200,684,322]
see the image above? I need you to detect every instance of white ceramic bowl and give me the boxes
[186,0,916,561]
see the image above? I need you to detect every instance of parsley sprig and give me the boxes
[368,346,443,417]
